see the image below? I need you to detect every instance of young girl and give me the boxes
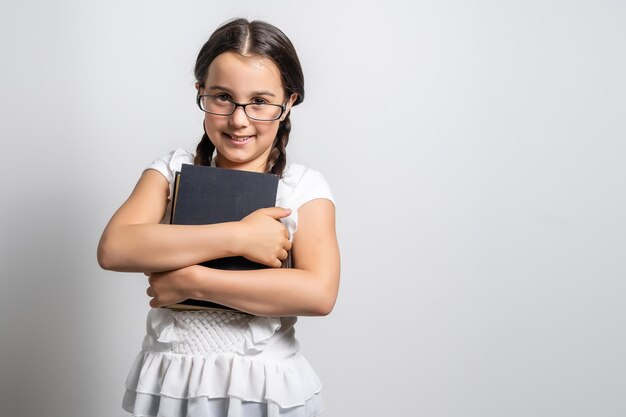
[97,18,340,417]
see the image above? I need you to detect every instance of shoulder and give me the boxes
[279,163,335,210]
[143,148,195,184]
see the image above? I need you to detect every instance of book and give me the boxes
[166,163,281,311]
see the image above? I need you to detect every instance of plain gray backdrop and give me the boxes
[1,1,624,416]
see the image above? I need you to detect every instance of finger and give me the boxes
[284,239,292,251]
[146,287,154,297]
[278,249,289,261]
[272,258,283,268]
[261,206,292,219]
[144,272,149,277]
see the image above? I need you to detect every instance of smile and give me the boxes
[225,133,254,144]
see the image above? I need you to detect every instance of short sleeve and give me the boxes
[292,169,335,210]
[284,166,335,211]
[275,164,335,241]
[143,148,195,200]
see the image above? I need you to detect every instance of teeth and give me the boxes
[231,136,250,142]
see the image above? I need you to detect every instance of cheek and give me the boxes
[257,122,280,139]
[204,114,225,131]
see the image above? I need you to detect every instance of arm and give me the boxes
[97,169,291,272]
[147,198,340,316]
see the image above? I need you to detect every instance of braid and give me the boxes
[193,131,215,166]
[267,114,291,177]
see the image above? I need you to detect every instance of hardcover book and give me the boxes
[166,163,280,311]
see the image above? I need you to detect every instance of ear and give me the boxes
[195,82,201,92]
[280,93,299,121]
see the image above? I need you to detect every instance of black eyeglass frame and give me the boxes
[196,94,287,121]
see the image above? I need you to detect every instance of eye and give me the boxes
[251,97,268,105]
[214,93,231,102]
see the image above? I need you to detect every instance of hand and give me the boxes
[144,265,202,308]
[238,207,292,268]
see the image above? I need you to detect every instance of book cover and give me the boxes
[166,163,280,311]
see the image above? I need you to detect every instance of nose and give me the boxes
[229,105,249,128]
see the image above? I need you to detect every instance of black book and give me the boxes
[166,163,280,311]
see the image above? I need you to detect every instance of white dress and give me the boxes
[122,149,335,417]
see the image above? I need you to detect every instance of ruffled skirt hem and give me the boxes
[122,390,324,417]
[123,350,324,417]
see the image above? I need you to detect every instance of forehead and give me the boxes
[205,51,284,95]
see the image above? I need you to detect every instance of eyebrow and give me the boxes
[206,85,276,97]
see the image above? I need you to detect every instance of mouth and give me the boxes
[224,133,254,145]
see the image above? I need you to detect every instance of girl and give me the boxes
[97,18,340,417]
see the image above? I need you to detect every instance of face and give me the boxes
[197,51,297,172]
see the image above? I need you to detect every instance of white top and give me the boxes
[122,148,335,417]
[147,148,334,240]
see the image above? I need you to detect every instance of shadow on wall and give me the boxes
[0,186,106,416]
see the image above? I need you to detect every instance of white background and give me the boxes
[1,1,625,416]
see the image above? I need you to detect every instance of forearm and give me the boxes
[191,266,339,317]
[97,222,240,272]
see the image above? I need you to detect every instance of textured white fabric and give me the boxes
[171,311,252,356]
[123,149,334,417]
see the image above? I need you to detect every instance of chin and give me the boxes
[216,152,266,170]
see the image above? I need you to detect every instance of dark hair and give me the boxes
[193,18,305,176]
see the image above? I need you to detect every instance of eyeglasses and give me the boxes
[196,94,286,121]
